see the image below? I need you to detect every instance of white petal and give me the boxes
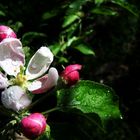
[26,47,53,80]
[47,67,59,87]
[27,80,43,91]
[28,67,59,94]
[0,38,25,76]
[20,94,32,107]
[0,72,9,89]
[1,86,31,111]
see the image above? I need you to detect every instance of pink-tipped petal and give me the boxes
[28,67,59,94]
[0,38,25,76]
[26,47,53,80]
[0,25,17,42]
[0,72,9,89]
[27,75,48,92]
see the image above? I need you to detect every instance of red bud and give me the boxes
[21,113,46,139]
[61,64,82,86]
[0,25,17,42]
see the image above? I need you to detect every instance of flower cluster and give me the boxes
[0,25,82,139]
[0,25,59,112]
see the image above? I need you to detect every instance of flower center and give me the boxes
[11,66,28,88]
[14,73,27,87]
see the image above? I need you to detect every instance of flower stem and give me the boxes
[42,107,60,116]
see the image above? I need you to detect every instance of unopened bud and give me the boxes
[61,64,82,86]
[21,113,47,139]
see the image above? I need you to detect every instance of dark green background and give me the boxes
[0,0,140,139]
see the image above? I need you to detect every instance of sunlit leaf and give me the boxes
[67,36,78,46]
[62,15,79,28]
[74,44,95,55]
[95,0,105,5]
[59,57,68,63]
[50,43,61,55]
[91,7,118,16]
[67,0,87,14]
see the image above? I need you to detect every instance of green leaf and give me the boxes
[21,32,46,45]
[91,7,118,16]
[67,0,87,14]
[57,80,121,124]
[58,56,68,63]
[23,46,34,64]
[10,21,23,32]
[0,11,6,16]
[111,0,139,17]
[37,124,51,140]
[74,44,95,55]
[50,43,61,55]
[95,0,105,5]
[62,14,79,28]
[42,10,57,20]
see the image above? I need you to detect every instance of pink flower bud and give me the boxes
[0,25,17,42]
[61,64,82,86]
[21,113,46,139]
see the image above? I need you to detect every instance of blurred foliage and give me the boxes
[0,0,140,139]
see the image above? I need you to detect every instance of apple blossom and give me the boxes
[1,86,31,111]
[0,25,17,42]
[61,64,82,86]
[0,37,59,111]
[0,72,9,89]
[21,113,46,139]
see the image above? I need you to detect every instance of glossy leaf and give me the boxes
[57,80,121,123]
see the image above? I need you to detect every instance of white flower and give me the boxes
[1,86,31,111]
[0,38,59,111]
[0,38,25,76]
[0,72,9,88]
